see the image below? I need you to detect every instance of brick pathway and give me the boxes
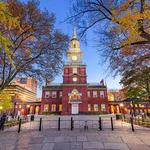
[0,129,150,150]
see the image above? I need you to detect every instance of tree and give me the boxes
[0,1,20,67]
[0,0,68,91]
[68,0,150,72]
[121,66,150,100]
[69,0,150,99]
[0,92,13,111]
[69,0,150,45]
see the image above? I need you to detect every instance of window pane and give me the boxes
[93,91,97,98]
[52,91,57,98]
[44,104,49,112]
[100,91,104,98]
[101,104,106,111]
[87,91,90,97]
[88,104,91,111]
[59,104,62,111]
[51,104,56,112]
[45,91,50,98]
[94,104,98,111]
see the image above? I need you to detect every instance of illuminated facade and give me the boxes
[1,77,37,115]
[41,30,109,115]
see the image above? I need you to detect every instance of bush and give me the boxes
[116,114,122,120]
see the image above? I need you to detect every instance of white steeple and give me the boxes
[66,29,83,65]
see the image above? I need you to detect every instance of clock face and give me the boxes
[72,77,77,82]
[72,55,77,61]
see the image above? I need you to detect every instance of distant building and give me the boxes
[1,77,37,115]
[108,89,125,113]
[41,30,109,115]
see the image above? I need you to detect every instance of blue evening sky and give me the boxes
[34,0,121,97]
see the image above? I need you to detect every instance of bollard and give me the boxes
[39,118,42,131]
[58,117,60,131]
[71,117,74,131]
[18,119,22,133]
[111,117,114,131]
[99,117,102,131]
[130,117,134,132]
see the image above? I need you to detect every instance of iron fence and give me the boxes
[2,116,150,133]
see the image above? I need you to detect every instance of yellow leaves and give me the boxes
[111,0,150,49]
[0,1,21,68]
[0,91,13,111]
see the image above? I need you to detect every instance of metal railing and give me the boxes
[2,116,150,133]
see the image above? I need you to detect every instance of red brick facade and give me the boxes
[41,30,109,115]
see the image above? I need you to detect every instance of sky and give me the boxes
[35,0,122,97]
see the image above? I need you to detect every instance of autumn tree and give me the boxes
[69,0,150,99]
[0,1,20,67]
[0,92,13,111]
[0,0,68,91]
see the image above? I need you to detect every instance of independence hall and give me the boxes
[41,30,109,115]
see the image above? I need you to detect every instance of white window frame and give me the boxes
[88,104,91,111]
[45,91,50,98]
[51,104,56,112]
[101,104,106,111]
[59,91,62,98]
[87,91,90,97]
[43,104,49,112]
[52,91,57,98]
[100,91,104,98]
[73,67,77,74]
[94,104,99,111]
[93,91,97,98]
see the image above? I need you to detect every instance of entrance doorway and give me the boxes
[71,103,79,114]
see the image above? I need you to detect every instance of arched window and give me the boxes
[74,44,76,48]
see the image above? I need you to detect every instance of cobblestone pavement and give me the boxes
[0,129,150,150]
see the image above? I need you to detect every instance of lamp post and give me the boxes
[13,102,17,118]
[119,103,124,120]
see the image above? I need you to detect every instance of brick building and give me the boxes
[41,30,109,115]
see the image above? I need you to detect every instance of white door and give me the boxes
[71,104,79,114]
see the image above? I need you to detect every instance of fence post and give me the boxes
[130,117,134,132]
[99,117,102,130]
[39,118,42,131]
[18,119,22,133]
[58,117,60,131]
[111,117,114,131]
[71,117,74,131]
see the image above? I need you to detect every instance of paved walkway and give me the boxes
[0,129,150,150]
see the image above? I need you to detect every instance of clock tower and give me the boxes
[62,29,88,115]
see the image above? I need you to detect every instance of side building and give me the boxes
[1,77,38,115]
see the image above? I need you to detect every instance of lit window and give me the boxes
[94,104,98,111]
[73,68,77,74]
[87,91,90,97]
[44,104,49,112]
[101,104,106,111]
[59,91,62,98]
[135,104,138,107]
[59,104,62,111]
[45,91,50,98]
[100,91,104,98]
[19,105,22,109]
[52,91,57,98]
[51,104,56,112]
[93,91,97,98]
[88,104,91,111]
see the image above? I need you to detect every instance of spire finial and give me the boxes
[72,26,77,39]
